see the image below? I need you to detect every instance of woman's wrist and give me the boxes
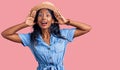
[65,19,70,25]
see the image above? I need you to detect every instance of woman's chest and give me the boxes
[35,38,67,54]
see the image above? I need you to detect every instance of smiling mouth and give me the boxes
[42,22,47,24]
[41,21,47,26]
[42,21,47,24]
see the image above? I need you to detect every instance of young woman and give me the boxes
[1,2,91,70]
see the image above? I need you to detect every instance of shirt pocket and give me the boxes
[54,40,65,53]
[35,44,48,55]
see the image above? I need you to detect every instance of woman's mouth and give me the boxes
[41,21,47,26]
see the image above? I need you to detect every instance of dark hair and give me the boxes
[30,9,66,46]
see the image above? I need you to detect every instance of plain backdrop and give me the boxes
[0,0,120,70]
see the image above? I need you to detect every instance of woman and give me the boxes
[1,2,91,70]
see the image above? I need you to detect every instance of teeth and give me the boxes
[42,21,47,24]
[42,23,47,24]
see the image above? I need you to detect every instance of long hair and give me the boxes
[30,9,66,46]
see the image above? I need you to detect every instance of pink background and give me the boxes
[0,0,120,70]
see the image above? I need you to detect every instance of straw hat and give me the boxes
[29,1,58,18]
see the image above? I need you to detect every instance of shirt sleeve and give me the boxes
[18,33,31,47]
[60,28,76,42]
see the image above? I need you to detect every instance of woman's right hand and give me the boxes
[25,11,36,26]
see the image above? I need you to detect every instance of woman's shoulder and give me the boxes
[60,28,76,42]
[60,28,76,33]
[60,28,76,36]
[18,33,31,39]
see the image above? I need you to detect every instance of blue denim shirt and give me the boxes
[18,28,76,70]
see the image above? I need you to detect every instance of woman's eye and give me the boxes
[46,14,50,17]
[38,13,51,17]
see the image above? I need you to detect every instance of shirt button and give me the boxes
[50,62,54,65]
[48,47,50,50]
[49,57,52,59]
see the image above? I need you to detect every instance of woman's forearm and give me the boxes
[66,19,91,31]
[1,22,29,36]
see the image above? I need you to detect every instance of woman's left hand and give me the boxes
[54,10,68,25]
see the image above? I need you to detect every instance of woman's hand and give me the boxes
[25,11,36,26]
[54,10,69,25]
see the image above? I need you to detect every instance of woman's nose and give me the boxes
[42,15,47,20]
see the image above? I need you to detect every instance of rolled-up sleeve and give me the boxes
[61,28,76,42]
[18,33,31,47]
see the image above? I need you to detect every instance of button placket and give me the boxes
[47,47,51,54]
[48,47,51,50]
[49,56,54,64]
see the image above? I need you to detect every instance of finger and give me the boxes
[26,11,31,18]
[54,10,64,18]
[26,17,33,20]
[56,10,66,21]
[30,10,36,18]
[56,9,63,17]
[54,11,62,21]
[54,11,66,22]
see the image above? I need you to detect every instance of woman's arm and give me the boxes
[54,10,92,38]
[1,11,36,43]
[1,22,29,43]
[65,19,92,38]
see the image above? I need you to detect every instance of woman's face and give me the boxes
[37,8,54,29]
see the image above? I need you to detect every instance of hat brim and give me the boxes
[30,2,58,17]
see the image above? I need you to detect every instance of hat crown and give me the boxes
[41,1,54,6]
[30,1,57,18]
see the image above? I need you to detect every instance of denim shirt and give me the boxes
[18,28,76,70]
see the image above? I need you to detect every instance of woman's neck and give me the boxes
[41,29,50,38]
[41,29,51,46]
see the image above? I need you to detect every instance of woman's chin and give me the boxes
[40,26,49,29]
